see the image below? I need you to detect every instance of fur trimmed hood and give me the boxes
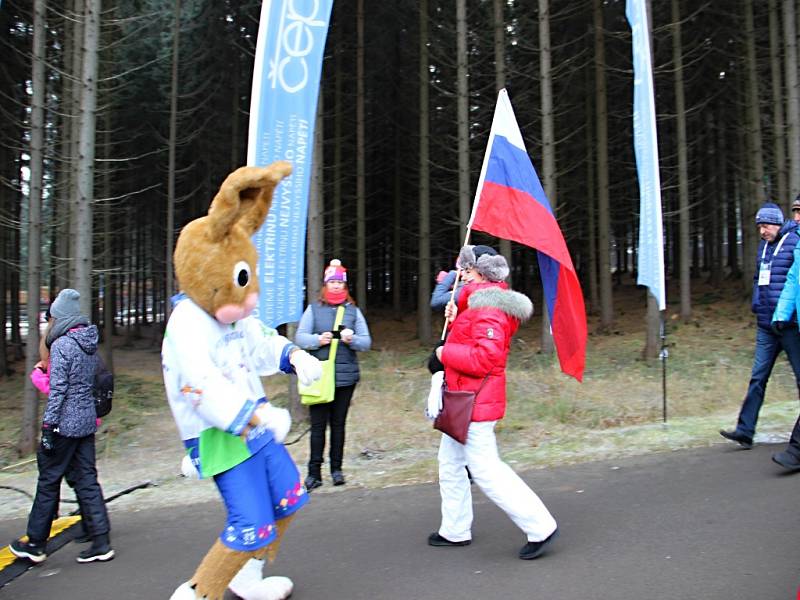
[467,286,533,321]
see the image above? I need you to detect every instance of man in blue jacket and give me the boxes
[720,203,800,450]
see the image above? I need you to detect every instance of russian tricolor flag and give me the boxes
[469,89,587,381]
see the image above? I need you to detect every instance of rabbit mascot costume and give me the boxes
[163,163,321,600]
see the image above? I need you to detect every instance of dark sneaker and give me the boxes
[772,450,800,472]
[304,475,322,492]
[9,539,47,563]
[719,429,753,449]
[331,471,346,486]
[427,532,471,547]
[519,528,559,560]
[76,542,114,563]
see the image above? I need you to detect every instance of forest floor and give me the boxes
[0,279,797,520]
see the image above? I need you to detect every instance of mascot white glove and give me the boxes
[255,403,292,444]
[181,454,200,479]
[290,349,322,387]
[425,370,444,421]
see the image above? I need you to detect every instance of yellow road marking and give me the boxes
[0,516,82,569]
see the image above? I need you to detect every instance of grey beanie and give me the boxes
[456,245,509,282]
[755,202,784,225]
[50,288,81,319]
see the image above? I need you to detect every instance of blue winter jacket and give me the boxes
[752,220,799,329]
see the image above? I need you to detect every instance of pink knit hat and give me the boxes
[323,259,347,283]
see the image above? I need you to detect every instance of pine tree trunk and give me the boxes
[417,0,432,344]
[594,0,613,329]
[743,0,767,293]
[672,0,691,320]
[456,0,470,231]
[769,0,787,205]
[307,97,325,304]
[355,0,367,310]
[166,0,180,320]
[539,0,555,354]
[74,0,100,315]
[19,0,48,456]
[784,0,800,199]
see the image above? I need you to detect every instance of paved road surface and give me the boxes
[1,443,798,600]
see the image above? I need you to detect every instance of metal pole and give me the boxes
[660,311,668,422]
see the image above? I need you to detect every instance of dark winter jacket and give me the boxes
[43,324,99,437]
[752,220,799,329]
[442,283,532,422]
[295,302,371,387]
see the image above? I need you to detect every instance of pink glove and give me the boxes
[435,270,449,284]
[30,367,50,395]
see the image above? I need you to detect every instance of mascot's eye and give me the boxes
[233,261,251,288]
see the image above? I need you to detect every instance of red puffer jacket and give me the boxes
[442,282,533,422]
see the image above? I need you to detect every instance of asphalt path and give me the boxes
[1,442,798,600]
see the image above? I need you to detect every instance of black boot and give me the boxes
[772,450,800,472]
[76,533,114,563]
[304,471,323,492]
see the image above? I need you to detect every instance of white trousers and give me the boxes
[437,421,557,543]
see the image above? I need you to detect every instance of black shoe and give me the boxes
[304,475,322,491]
[519,528,559,560]
[427,532,471,547]
[331,471,346,486]
[772,450,800,472]
[9,539,47,563]
[76,534,114,563]
[719,429,753,449]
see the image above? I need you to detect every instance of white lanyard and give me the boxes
[761,232,791,264]
[759,232,790,286]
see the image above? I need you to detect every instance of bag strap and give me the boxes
[328,305,346,362]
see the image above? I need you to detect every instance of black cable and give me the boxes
[283,425,311,446]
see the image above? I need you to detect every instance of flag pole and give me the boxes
[439,90,505,340]
[438,90,510,340]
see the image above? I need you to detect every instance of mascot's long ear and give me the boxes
[206,163,292,242]
[237,162,293,236]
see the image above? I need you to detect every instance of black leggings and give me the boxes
[308,384,356,476]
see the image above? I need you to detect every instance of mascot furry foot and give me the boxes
[169,559,293,600]
[228,559,293,600]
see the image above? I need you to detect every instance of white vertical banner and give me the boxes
[247,0,334,327]
[626,0,666,310]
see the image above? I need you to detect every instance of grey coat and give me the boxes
[44,324,99,437]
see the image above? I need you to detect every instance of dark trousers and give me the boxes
[308,384,356,477]
[26,433,110,544]
[737,326,800,437]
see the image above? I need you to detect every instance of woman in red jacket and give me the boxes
[429,245,558,560]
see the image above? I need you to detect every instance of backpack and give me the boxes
[93,354,114,418]
[65,336,114,417]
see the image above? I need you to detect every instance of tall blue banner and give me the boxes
[247,0,333,327]
[626,0,666,310]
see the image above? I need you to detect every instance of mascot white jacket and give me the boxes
[163,162,321,600]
